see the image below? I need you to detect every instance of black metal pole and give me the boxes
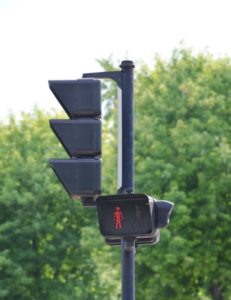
[120,60,135,300]
[83,61,136,299]
[120,60,134,194]
[122,238,135,299]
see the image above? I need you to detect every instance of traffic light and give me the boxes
[96,194,154,238]
[96,194,174,243]
[49,79,102,199]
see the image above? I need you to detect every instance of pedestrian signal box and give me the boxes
[96,194,174,241]
[96,194,154,238]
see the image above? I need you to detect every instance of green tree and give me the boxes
[134,49,231,300]
[0,110,119,300]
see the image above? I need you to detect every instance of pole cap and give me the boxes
[120,60,135,69]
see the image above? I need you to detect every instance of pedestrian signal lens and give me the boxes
[96,194,154,238]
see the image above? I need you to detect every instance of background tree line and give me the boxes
[0,48,231,299]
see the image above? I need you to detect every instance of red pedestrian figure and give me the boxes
[114,207,123,229]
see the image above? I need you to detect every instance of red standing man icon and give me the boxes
[114,207,123,229]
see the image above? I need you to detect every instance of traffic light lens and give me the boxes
[97,195,154,237]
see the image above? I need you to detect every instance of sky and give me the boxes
[0,0,231,120]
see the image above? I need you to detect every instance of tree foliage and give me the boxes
[134,49,231,300]
[0,111,119,299]
[0,49,231,299]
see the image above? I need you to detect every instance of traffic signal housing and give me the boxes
[49,79,102,199]
[96,194,174,244]
[97,194,154,238]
